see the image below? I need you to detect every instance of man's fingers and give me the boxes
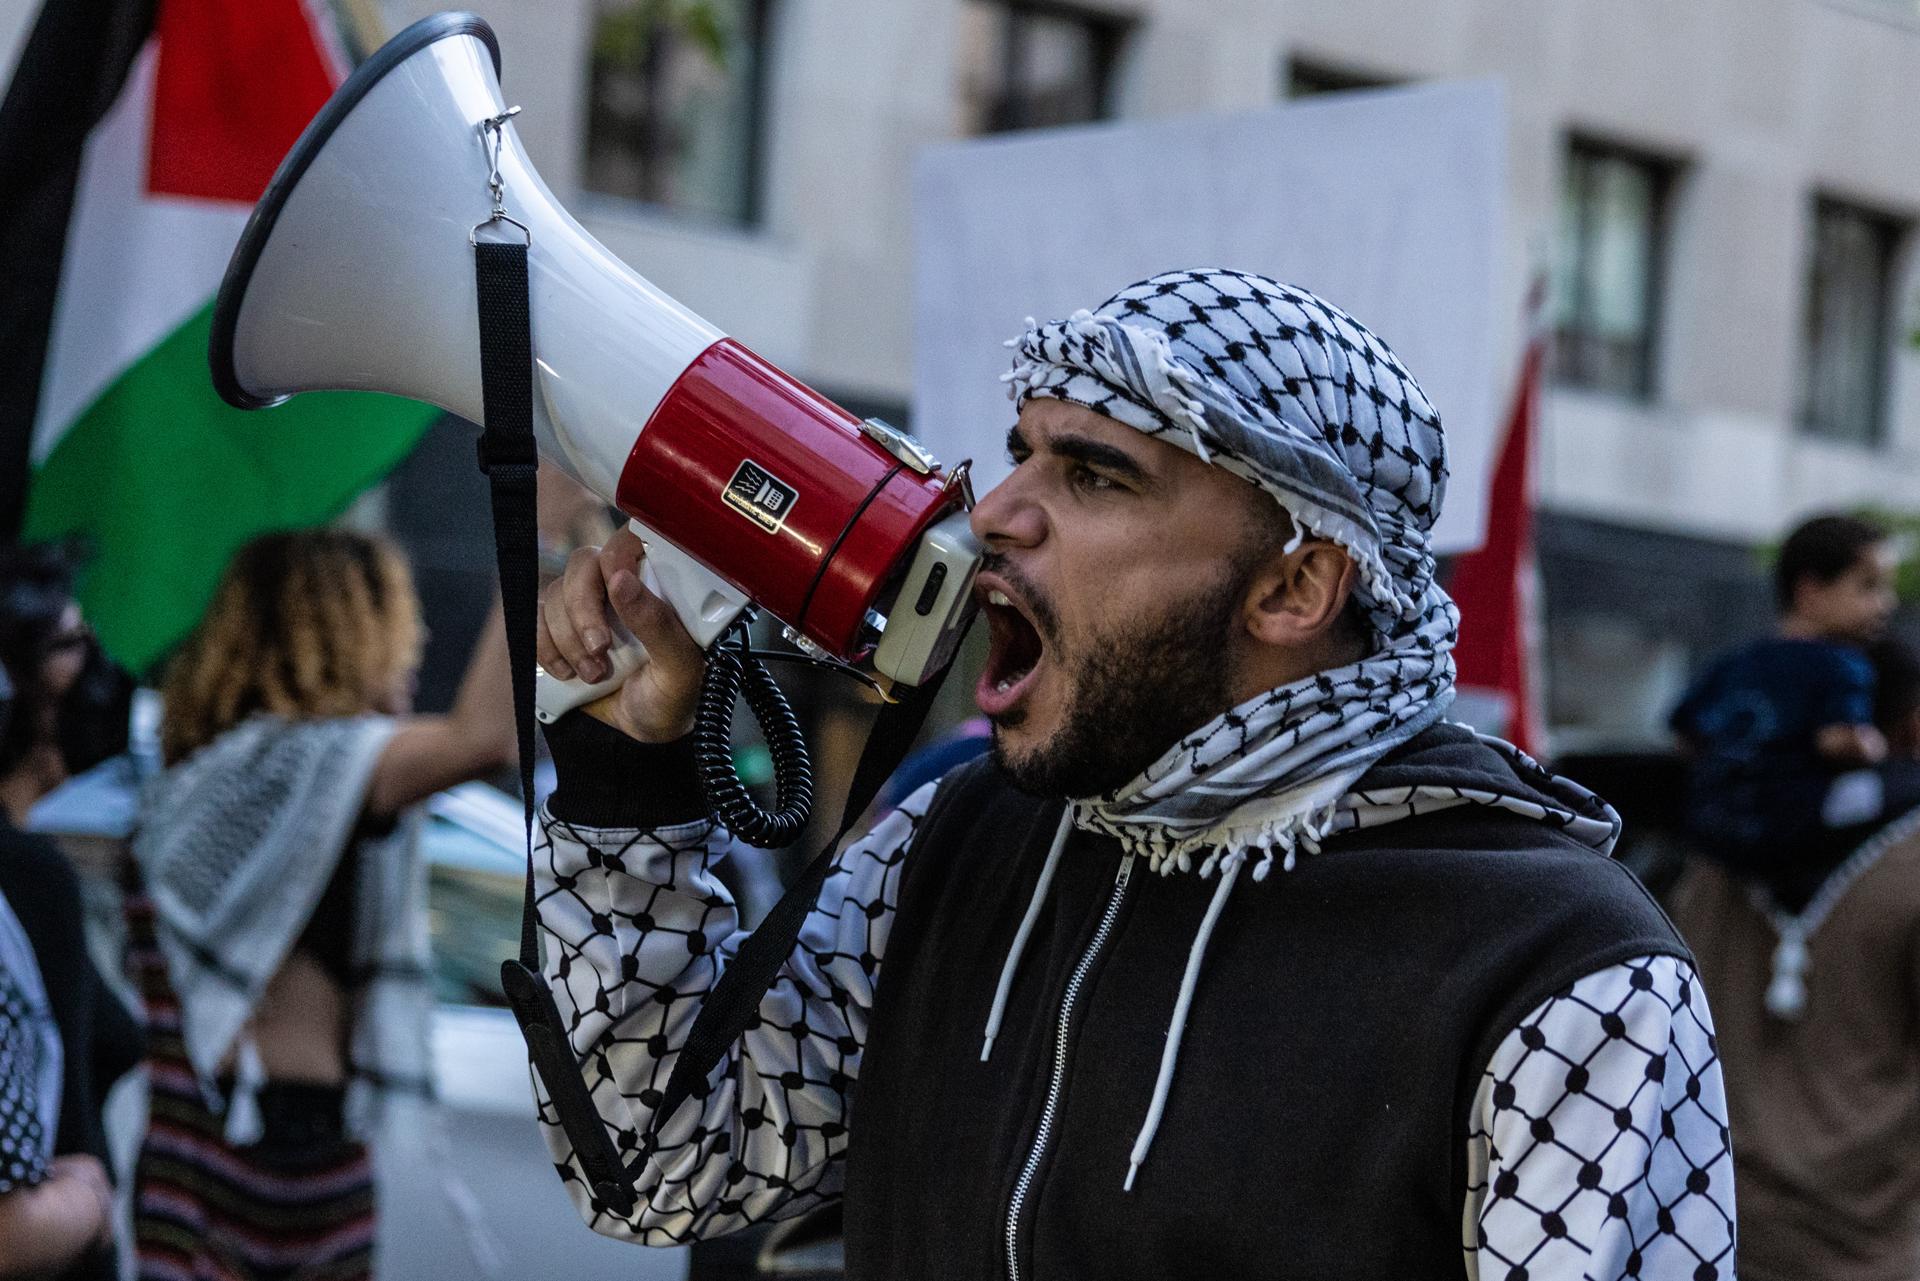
[607,568,702,674]
[597,525,647,582]
[550,547,609,680]
[543,589,587,680]
[535,599,574,680]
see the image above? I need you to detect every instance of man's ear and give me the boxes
[1243,540,1359,649]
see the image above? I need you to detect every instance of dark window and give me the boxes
[958,0,1129,135]
[1536,513,1774,750]
[1284,57,1394,98]
[1800,198,1904,446]
[583,0,771,226]
[1553,138,1677,399]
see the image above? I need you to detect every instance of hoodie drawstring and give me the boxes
[980,809,1074,1063]
[979,815,1247,1193]
[1125,852,1241,1192]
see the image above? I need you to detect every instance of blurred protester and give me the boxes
[127,529,513,1281]
[0,887,116,1280]
[0,545,142,1281]
[1671,513,1906,909]
[1668,636,1920,1281]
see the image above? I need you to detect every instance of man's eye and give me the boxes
[1070,464,1119,493]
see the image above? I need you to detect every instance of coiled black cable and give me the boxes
[694,623,814,848]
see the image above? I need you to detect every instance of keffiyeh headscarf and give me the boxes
[1002,267,1459,874]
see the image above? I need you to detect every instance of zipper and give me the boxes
[1004,851,1136,1281]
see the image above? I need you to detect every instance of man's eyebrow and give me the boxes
[1051,434,1153,486]
[1006,424,1153,486]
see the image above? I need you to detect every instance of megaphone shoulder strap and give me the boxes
[471,238,953,1218]
[472,236,541,967]
[472,238,643,1211]
[642,672,945,1164]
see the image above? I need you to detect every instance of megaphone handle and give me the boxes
[533,523,749,724]
[535,638,645,724]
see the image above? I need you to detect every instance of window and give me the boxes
[583,0,771,226]
[958,0,1129,135]
[1553,138,1677,398]
[1800,198,1904,446]
[1283,57,1393,99]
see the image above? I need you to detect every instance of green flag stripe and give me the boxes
[24,299,438,676]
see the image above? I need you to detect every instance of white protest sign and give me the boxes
[912,80,1507,553]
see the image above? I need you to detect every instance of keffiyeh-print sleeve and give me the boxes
[0,968,51,1194]
[532,781,936,1245]
[1464,955,1735,1281]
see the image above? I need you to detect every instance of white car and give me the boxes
[383,781,689,1281]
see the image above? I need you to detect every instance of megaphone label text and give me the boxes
[723,460,800,535]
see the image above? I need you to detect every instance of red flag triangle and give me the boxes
[148,0,342,204]
[1449,313,1544,755]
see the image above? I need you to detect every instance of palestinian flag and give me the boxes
[0,0,436,675]
[1448,278,1547,757]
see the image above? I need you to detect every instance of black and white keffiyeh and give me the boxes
[0,890,59,1188]
[132,715,432,1143]
[1004,268,1565,873]
[996,270,1624,1184]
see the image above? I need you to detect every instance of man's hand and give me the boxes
[536,526,708,743]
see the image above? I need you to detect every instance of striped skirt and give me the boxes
[126,890,376,1281]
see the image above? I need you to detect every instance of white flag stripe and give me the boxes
[33,46,249,463]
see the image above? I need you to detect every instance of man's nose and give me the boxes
[969,471,1045,549]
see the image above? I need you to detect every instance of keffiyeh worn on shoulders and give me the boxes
[132,714,431,1142]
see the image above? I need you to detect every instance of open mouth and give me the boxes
[976,572,1047,718]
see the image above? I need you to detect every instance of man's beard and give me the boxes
[989,561,1249,800]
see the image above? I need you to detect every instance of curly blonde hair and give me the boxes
[161,529,424,765]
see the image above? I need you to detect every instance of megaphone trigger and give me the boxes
[625,523,750,650]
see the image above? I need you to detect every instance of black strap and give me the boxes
[474,241,642,1213]
[472,240,542,973]
[639,669,947,1163]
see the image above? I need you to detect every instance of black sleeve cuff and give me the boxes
[542,713,709,828]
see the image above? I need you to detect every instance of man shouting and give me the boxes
[531,269,1735,1279]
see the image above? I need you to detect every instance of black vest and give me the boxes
[841,741,1688,1280]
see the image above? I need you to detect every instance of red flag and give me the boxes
[149,0,345,202]
[1449,298,1545,756]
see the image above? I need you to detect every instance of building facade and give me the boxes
[380,0,1920,747]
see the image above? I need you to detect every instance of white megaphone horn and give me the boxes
[210,12,979,724]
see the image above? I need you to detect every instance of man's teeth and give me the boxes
[988,590,1012,607]
[996,678,1013,693]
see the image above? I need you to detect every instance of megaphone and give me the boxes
[209,12,979,728]
[210,16,984,1209]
